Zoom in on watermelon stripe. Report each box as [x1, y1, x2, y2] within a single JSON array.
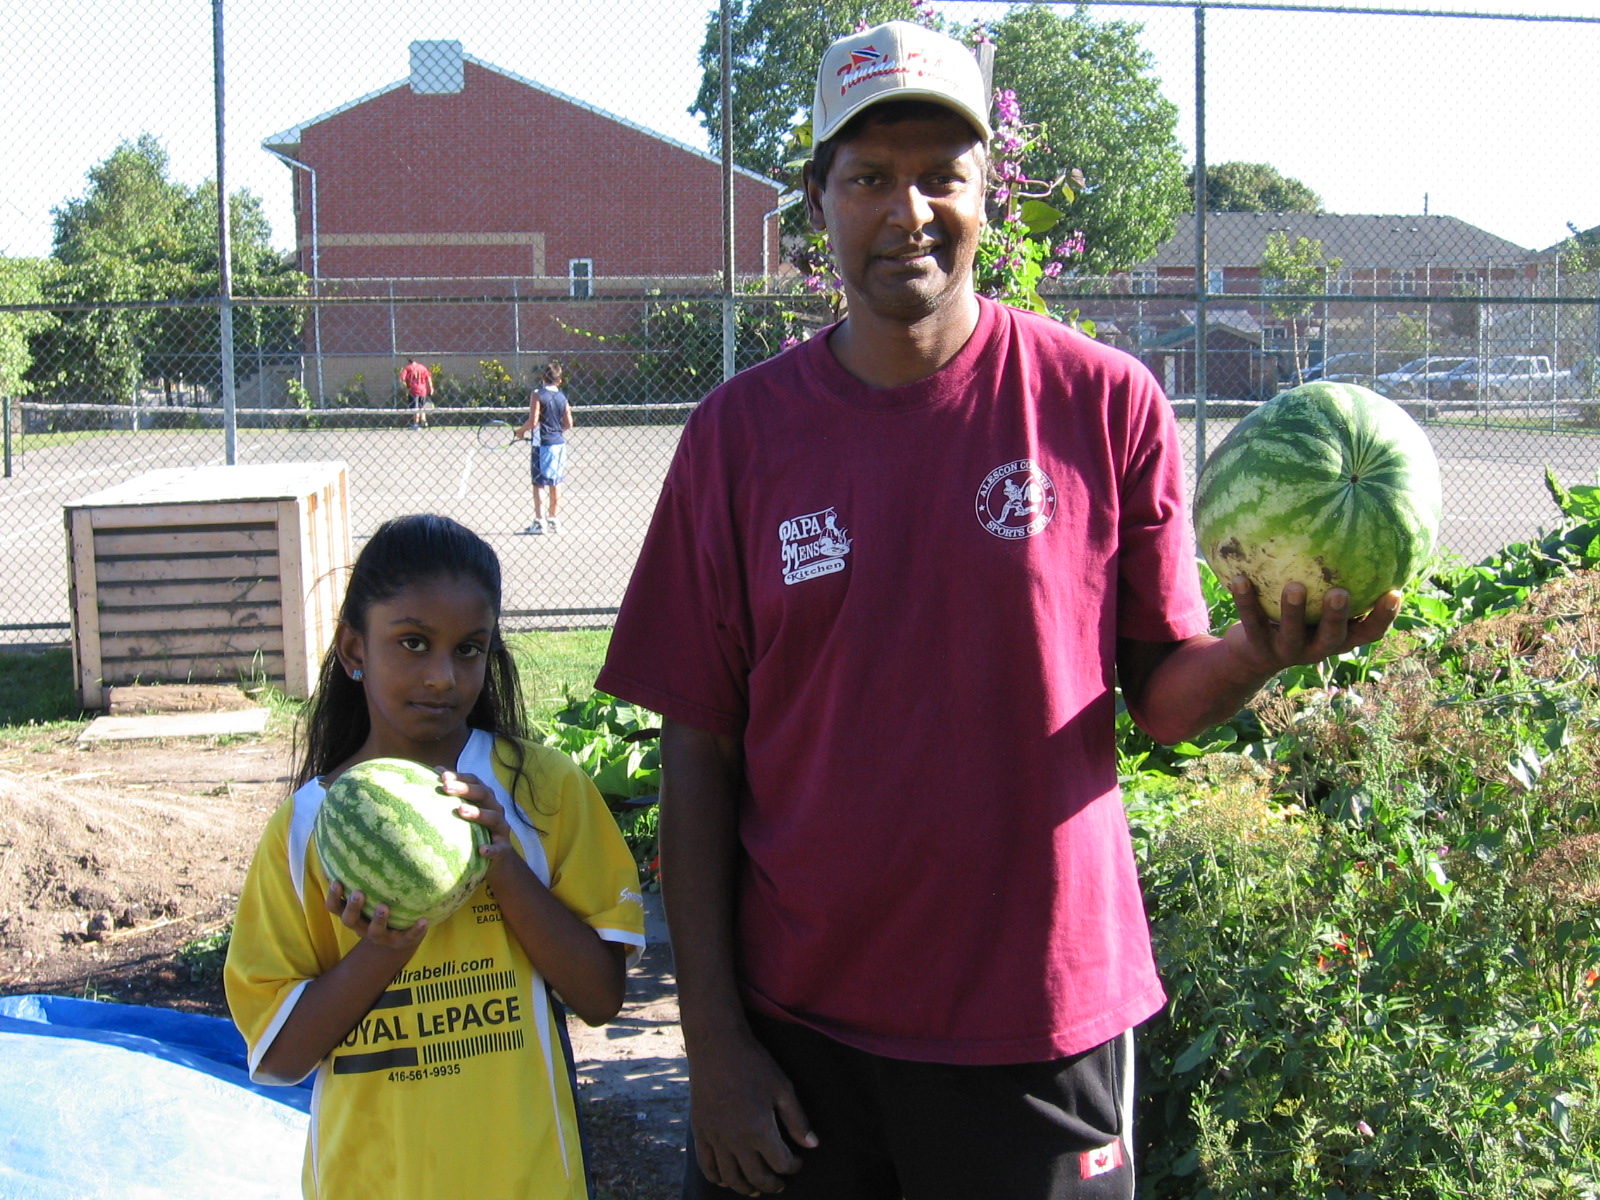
[[313, 758, 489, 929], [1193, 382, 1442, 621]]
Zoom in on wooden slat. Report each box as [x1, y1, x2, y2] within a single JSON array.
[[94, 555, 279, 584], [95, 578, 283, 607], [98, 605, 281, 634], [278, 496, 311, 696], [94, 527, 280, 557], [86, 501, 279, 529], [100, 654, 287, 686], [101, 629, 286, 659], [312, 475, 352, 655], [67, 508, 105, 709]]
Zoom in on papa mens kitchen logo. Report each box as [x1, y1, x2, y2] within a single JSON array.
[[779, 507, 852, 585], [975, 459, 1057, 539]]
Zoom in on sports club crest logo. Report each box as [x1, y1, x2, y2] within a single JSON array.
[[975, 459, 1057, 540], [779, 507, 853, 585]]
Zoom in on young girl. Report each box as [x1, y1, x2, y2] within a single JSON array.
[[225, 513, 644, 1200]]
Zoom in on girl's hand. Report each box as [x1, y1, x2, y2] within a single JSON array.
[[325, 881, 429, 950], [439, 770, 520, 870]]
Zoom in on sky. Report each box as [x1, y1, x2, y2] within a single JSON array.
[[1, 0, 1595, 263]]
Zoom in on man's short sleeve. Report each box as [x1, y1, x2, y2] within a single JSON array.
[[1115, 379, 1212, 643], [597, 420, 752, 736]]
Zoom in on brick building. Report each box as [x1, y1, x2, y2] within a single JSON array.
[[1076, 212, 1539, 400], [262, 40, 786, 401]]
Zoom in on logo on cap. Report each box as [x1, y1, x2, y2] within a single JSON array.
[[839, 46, 884, 73]]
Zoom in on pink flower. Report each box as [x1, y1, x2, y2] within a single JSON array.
[[781, 336, 800, 350], [1056, 231, 1087, 258], [1044, 262, 1063, 278]]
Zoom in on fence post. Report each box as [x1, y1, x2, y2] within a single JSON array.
[[3, 397, 11, 478], [719, 0, 736, 383], [213, 0, 238, 464], [1192, 1, 1209, 480]]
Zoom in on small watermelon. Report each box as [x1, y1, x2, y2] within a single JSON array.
[[1193, 381, 1443, 623], [314, 757, 490, 929]]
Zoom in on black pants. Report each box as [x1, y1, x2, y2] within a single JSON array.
[[682, 1012, 1135, 1200]]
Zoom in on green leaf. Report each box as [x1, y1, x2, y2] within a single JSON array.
[[1544, 465, 1574, 515], [1020, 198, 1064, 236], [1172, 1024, 1221, 1073], [1373, 916, 1431, 966], [1507, 744, 1544, 790]]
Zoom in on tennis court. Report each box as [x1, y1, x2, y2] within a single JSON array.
[[1, 402, 1594, 643]]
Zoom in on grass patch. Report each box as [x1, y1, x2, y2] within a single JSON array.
[[0, 646, 86, 730], [508, 628, 613, 725]]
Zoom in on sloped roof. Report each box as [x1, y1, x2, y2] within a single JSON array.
[[1146, 308, 1266, 348], [261, 51, 779, 191], [1137, 212, 1532, 271]]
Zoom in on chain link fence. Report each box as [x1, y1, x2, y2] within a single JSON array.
[[2, 2, 1597, 666]]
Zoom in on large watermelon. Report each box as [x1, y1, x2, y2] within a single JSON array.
[[313, 758, 490, 929], [1193, 381, 1442, 623]]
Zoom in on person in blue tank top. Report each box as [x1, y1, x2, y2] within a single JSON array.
[[516, 361, 574, 534]]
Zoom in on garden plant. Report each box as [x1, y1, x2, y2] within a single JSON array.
[[1127, 472, 1600, 1199]]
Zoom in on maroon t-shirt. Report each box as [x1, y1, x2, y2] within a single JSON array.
[[599, 298, 1211, 1064]]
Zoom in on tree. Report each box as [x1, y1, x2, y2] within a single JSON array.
[[693, 1, 1189, 273], [31, 134, 303, 404], [1261, 231, 1341, 384], [985, 4, 1187, 274], [0, 258, 56, 398], [693, 0, 917, 175], [1191, 161, 1322, 213]]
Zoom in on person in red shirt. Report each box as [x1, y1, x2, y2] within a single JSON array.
[[600, 20, 1402, 1200], [399, 357, 433, 430]]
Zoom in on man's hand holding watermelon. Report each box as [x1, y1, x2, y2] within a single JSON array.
[[1117, 577, 1402, 749]]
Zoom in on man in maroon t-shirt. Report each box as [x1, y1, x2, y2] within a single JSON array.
[[600, 21, 1401, 1200]]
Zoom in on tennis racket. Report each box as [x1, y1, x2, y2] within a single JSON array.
[[476, 419, 519, 449]]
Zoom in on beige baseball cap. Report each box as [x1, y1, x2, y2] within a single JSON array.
[[812, 21, 992, 145]]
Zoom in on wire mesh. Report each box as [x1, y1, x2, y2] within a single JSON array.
[[1, 2, 1597, 667]]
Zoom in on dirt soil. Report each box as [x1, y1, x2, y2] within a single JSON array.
[[0, 713, 686, 1200]]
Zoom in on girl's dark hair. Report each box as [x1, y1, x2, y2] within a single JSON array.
[[294, 514, 531, 794], [541, 361, 563, 385]]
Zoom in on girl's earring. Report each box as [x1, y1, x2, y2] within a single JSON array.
[[351, 668, 364, 682]]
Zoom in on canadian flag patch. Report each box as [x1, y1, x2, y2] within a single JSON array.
[[1079, 1139, 1124, 1179]]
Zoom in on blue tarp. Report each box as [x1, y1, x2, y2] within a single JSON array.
[[0, 994, 310, 1199]]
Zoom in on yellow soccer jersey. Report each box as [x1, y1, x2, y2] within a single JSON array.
[[225, 730, 646, 1200]]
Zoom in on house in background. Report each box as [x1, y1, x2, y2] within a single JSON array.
[[262, 40, 785, 400], [1080, 211, 1538, 399]]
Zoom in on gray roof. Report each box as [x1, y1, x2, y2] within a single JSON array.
[[1137, 212, 1533, 271]]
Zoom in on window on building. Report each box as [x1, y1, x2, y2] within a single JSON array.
[[1131, 270, 1157, 295], [1207, 268, 1226, 295], [569, 258, 594, 299], [1329, 269, 1355, 296], [1391, 269, 1417, 297]]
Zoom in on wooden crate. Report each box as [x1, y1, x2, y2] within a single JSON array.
[[64, 462, 351, 709]]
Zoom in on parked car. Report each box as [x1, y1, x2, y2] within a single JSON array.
[[1376, 356, 1474, 398], [1300, 351, 1412, 387], [1440, 355, 1574, 403]]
